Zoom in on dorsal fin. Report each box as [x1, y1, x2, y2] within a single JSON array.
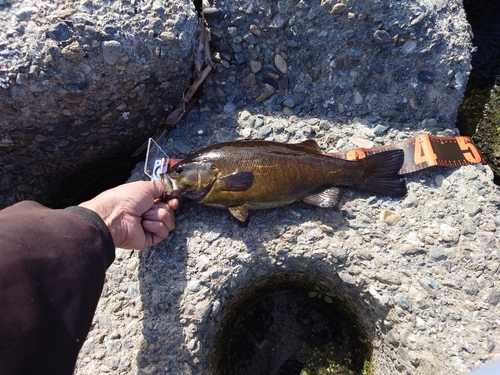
[[299, 139, 321, 151]]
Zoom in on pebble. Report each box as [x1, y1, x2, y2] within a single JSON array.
[[126, 283, 138, 298], [102, 41, 122, 65], [15, 7, 38, 21], [375, 272, 402, 285], [455, 72, 465, 90], [439, 223, 460, 243], [274, 55, 288, 74], [46, 22, 72, 42], [270, 14, 286, 29], [331, 3, 347, 14], [243, 33, 259, 45], [416, 317, 426, 330], [380, 210, 402, 225], [415, 294, 429, 309], [373, 30, 392, 43], [386, 330, 399, 347], [465, 279, 480, 296], [429, 248, 449, 261], [249, 24, 262, 37], [434, 174, 449, 188], [258, 125, 273, 138], [329, 248, 348, 262], [187, 279, 200, 292], [349, 137, 374, 148], [422, 278, 439, 290], [283, 98, 295, 107], [397, 294, 412, 312], [373, 124, 389, 135], [354, 91, 363, 105], [283, 106, 294, 116], [369, 285, 387, 307], [250, 60, 262, 73], [402, 40, 417, 54], [467, 202, 482, 216], [203, 7, 226, 21], [488, 289, 500, 306], [462, 219, 476, 234], [234, 52, 245, 64], [427, 118, 438, 127], [255, 84, 275, 102], [61, 41, 85, 61]]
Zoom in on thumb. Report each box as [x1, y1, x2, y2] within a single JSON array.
[[151, 180, 166, 199]]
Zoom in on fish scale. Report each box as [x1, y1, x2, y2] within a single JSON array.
[[165, 140, 406, 222]]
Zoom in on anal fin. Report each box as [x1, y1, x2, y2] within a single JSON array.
[[303, 187, 342, 208]]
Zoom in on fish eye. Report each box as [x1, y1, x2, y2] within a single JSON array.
[[175, 166, 183, 173]]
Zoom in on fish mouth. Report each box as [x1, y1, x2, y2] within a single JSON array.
[[161, 175, 181, 200]]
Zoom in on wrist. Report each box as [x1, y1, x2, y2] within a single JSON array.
[[65, 206, 116, 263], [78, 199, 122, 247]]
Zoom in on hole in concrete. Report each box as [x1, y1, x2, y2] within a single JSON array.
[[214, 278, 372, 375]]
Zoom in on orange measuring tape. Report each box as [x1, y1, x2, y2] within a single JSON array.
[[326, 134, 486, 175]]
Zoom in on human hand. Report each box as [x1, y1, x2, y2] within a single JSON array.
[[78, 181, 179, 250]]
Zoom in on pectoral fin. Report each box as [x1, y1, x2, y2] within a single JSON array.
[[303, 188, 342, 208], [228, 204, 248, 222], [218, 171, 254, 191]]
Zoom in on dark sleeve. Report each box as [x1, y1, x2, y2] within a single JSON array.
[[0, 201, 115, 375]]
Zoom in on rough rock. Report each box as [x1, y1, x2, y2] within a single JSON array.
[[72, 1, 500, 374], [0, 0, 198, 207]]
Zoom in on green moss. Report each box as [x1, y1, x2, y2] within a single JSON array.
[[212, 275, 373, 375], [361, 359, 374, 375], [457, 78, 494, 136], [299, 346, 364, 375], [457, 76, 500, 183], [473, 82, 500, 183], [296, 343, 374, 375]]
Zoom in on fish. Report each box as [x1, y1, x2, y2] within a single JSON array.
[[163, 140, 406, 222]]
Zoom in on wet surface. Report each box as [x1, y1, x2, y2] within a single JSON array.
[[463, 0, 500, 81], [458, 0, 500, 136], [62, 152, 145, 207], [227, 289, 370, 375], [458, 1, 500, 184]]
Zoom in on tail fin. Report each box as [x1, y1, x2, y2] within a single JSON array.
[[359, 149, 407, 196]]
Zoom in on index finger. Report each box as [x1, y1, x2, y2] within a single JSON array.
[[167, 198, 179, 210], [151, 180, 168, 200]]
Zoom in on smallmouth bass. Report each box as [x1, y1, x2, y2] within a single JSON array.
[[163, 140, 406, 222]]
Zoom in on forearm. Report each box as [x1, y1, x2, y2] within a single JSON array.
[[0, 201, 115, 374]]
